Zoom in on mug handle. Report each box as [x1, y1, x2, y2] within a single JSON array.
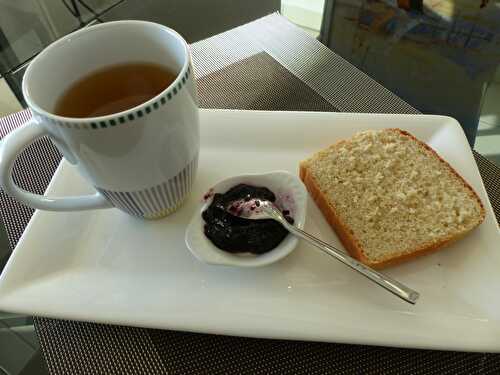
[[0, 119, 112, 211]]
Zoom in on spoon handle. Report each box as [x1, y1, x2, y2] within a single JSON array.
[[284, 224, 420, 304]]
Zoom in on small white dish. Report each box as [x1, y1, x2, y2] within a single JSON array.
[[185, 171, 308, 267]]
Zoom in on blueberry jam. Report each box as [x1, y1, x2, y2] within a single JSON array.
[[202, 184, 294, 254]]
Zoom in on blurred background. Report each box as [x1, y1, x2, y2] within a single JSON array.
[[0, 1, 498, 374]]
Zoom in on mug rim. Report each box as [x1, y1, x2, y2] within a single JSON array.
[[22, 20, 191, 124]]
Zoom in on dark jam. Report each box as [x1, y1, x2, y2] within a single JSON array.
[[202, 184, 294, 254]]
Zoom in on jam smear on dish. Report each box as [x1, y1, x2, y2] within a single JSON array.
[[202, 184, 294, 254]]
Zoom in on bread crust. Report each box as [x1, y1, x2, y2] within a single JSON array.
[[300, 162, 372, 265], [299, 129, 486, 269]]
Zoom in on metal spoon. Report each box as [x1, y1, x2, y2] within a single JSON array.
[[229, 198, 420, 305]]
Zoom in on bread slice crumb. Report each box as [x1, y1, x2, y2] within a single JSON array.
[[299, 129, 485, 269]]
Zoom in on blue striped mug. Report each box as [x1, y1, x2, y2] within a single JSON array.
[[0, 21, 199, 219]]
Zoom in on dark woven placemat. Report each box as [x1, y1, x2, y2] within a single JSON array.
[[473, 152, 500, 225], [35, 318, 168, 374], [1, 14, 500, 375], [1, 55, 499, 374], [197, 52, 338, 112]]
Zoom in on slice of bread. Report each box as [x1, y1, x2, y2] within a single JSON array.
[[299, 129, 485, 269]]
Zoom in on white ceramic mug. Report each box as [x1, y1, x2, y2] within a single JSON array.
[[0, 21, 199, 219]]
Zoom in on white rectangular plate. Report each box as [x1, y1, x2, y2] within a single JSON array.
[[1, 109, 499, 352]]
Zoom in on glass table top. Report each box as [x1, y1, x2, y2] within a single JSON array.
[[0, 0, 124, 76]]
